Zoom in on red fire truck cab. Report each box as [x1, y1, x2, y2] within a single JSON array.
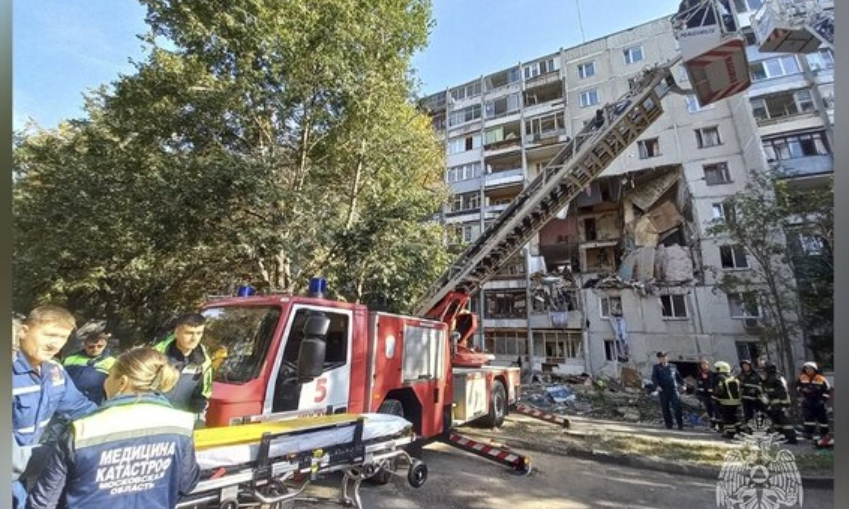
[[201, 285, 520, 442]]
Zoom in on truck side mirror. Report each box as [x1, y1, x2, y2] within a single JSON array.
[[297, 313, 330, 383]]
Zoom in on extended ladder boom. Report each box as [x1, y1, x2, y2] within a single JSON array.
[[413, 57, 683, 318]]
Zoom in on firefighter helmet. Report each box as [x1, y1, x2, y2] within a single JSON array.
[[764, 362, 778, 375], [714, 361, 731, 374], [739, 359, 752, 368], [802, 361, 818, 371]]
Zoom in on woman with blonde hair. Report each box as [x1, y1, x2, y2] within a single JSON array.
[[28, 347, 200, 509]]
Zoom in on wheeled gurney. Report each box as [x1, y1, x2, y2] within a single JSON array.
[[177, 413, 428, 509]]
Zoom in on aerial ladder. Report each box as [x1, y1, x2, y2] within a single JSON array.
[[412, 56, 697, 367], [750, 0, 834, 54]]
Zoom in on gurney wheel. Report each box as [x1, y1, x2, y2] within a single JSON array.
[[407, 459, 428, 488]]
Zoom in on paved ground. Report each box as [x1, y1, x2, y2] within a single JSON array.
[[300, 442, 834, 509]]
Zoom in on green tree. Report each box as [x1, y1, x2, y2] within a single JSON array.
[[13, 0, 449, 343], [706, 169, 833, 380]]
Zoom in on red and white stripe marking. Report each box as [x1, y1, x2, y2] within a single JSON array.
[[447, 433, 531, 472], [515, 404, 571, 428]]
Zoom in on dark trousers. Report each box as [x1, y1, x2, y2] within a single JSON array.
[[697, 395, 718, 428], [741, 398, 765, 429], [717, 403, 741, 437], [802, 402, 830, 437], [659, 390, 683, 429], [766, 405, 797, 444]]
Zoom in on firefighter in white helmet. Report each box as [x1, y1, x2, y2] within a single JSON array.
[[794, 361, 831, 443], [712, 361, 742, 438]]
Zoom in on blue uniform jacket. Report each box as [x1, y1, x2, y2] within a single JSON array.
[[27, 393, 200, 509], [13, 352, 98, 446], [63, 350, 116, 405], [652, 362, 685, 392]]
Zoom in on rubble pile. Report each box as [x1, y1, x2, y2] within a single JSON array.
[[518, 373, 703, 426]]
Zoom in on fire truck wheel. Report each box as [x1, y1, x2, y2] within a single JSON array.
[[481, 380, 507, 428], [370, 399, 405, 485], [407, 459, 428, 488]]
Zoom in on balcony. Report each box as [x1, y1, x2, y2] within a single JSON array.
[[485, 168, 524, 188], [774, 154, 833, 178]]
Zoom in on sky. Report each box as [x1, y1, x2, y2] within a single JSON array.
[[13, 0, 682, 130]]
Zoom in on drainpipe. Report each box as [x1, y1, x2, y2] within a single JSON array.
[[524, 247, 535, 371]]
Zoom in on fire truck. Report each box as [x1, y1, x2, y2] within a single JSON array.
[[198, 55, 692, 454]]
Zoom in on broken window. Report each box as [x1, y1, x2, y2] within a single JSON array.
[[525, 112, 566, 140], [604, 339, 617, 361], [599, 296, 622, 318], [796, 234, 825, 256], [450, 81, 482, 102], [448, 104, 482, 127], [684, 95, 710, 113], [711, 202, 737, 223], [484, 93, 521, 119], [728, 292, 760, 318], [523, 58, 559, 80], [762, 131, 830, 162], [485, 290, 526, 319], [577, 61, 595, 79], [750, 89, 817, 122], [446, 162, 482, 183], [695, 126, 722, 148], [534, 330, 582, 361], [485, 329, 527, 356], [583, 218, 598, 241], [450, 192, 480, 213], [720, 245, 749, 269], [637, 138, 661, 159], [704, 162, 731, 185], [735, 341, 760, 364], [660, 294, 688, 318]]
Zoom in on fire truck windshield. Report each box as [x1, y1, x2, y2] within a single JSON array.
[[202, 305, 281, 384]]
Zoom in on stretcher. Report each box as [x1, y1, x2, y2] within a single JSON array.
[[177, 413, 428, 509]]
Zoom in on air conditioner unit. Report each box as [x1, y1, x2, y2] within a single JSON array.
[[742, 317, 761, 329]]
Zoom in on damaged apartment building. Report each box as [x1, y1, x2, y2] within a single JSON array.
[[421, 6, 831, 380]]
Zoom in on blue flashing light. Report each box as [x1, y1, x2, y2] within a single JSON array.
[[237, 285, 256, 297], [308, 277, 328, 297]]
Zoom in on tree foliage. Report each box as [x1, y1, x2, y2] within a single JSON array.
[[705, 169, 833, 378], [13, 0, 449, 344]]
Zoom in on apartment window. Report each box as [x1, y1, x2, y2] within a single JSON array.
[[623, 45, 644, 65], [485, 290, 526, 319], [741, 27, 758, 46], [762, 132, 830, 162], [749, 56, 801, 82], [450, 82, 482, 102], [446, 162, 482, 183], [735, 341, 761, 365], [448, 134, 482, 155], [728, 292, 760, 318], [684, 94, 712, 113], [704, 162, 731, 185], [603, 339, 618, 361], [797, 234, 825, 256], [720, 245, 749, 269], [599, 296, 622, 318], [448, 104, 482, 127], [695, 126, 722, 148], [534, 330, 582, 361], [451, 192, 480, 213], [579, 89, 600, 108], [660, 295, 688, 319], [524, 58, 559, 79], [711, 202, 737, 223], [484, 93, 521, 119], [577, 61, 595, 79], [806, 48, 835, 71], [638, 138, 661, 159], [525, 112, 566, 140], [733, 0, 763, 13], [750, 89, 817, 121], [431, 115, 446, 131], [485, 330, 527, 356]]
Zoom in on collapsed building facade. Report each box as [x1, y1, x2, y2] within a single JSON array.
[[420, 6, 834, 380]]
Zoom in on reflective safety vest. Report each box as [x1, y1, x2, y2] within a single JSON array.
[[795, 372, 831, 406], [26, 394, 200, 509], [64, 350, 117, 405], [153, 337, 213, 414], [762, 375, 791, 406], [713, 375, 741, 406], [12, 352, 97, 446]]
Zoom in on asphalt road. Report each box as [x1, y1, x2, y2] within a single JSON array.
[[300, 442, 834, 509]]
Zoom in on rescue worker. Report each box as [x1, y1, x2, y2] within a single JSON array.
[[761, 362, 797, 444], [63, 330, 116, 405], [651, 351, 685, 430], [738, 359, 764, 432], [712, 361, 742, 439], [794, 361, 831, 442], [694, 359, 719, 431], [12, 306, 98, 509], [27, 347, 200, 509], [153, 312, 213, 420]]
